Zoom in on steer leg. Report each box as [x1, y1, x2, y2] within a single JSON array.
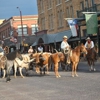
[[2, 69, 6, 78], [54, 63, 61, 78], [19, 67, 25, 78], [43, 67, 46, 75], [45, 64, 49, 74], [1, 68, 3, 77], [14, 61, 18, 78]]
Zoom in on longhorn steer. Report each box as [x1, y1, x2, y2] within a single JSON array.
[[14, 54, 35, 78], [31, 52, 52, 75]]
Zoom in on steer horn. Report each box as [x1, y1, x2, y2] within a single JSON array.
[[34, 49, 37, 53], [54, 49, 58, 53]]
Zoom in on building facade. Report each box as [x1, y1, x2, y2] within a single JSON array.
[[0, 15, 38, 49], [37, 0, 100, 34], [36, 0, 100, 51]]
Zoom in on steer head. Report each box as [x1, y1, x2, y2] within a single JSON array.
[[39, 53, 46, 62]]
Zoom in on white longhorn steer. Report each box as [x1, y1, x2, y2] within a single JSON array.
[[14, 54, 35, 78]]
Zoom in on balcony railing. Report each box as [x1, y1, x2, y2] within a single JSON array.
[[77, 4, 100, 18]]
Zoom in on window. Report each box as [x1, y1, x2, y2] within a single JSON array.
[[56, 0, 62, 5], [58, 10, 63, 27], [17, 25, 27, 36], [66, 7, 70, 18], [49, 14, 54, 30], [91, 0, 94, 6], [80, 1, 84, 10], [41, 18, 45, 30], [48, 0, 52, 9], [70, 6, 73, 18], [31, 25, 38, 35], [40, 0, 44, 12], [65, 0, 69, 2], [82, 29, 87, 37], [85, 0, 88, 8]]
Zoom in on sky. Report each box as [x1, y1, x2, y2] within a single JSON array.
[[0, 0, 38, 19]]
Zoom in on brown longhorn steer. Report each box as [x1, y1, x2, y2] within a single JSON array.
[[31, 52, 52, 75]]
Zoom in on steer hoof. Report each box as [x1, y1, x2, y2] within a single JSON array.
[[75, 74, 78, 77], [56, 75, 61, 78], [72, 75, 74, 77], [94, 68, 96, 71], [21, 76, 25, 78]]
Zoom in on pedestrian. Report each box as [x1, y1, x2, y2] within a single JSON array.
[[38, 45, 43, 53], [28, 46, 33, 54]]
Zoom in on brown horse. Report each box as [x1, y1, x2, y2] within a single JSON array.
[[86, 48, 97, 71], [70, 44, 87, 77], [51, 43, 87, 78]]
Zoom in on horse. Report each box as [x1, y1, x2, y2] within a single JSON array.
[[70, 43, 87, 77], [51, 43, 87, 78], [86, 48, 97, 71]]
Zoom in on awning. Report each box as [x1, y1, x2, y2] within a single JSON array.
[[32, 34, 48, 46], [53, 30, 72, 43], [47, 30, 72, 43], [32, 30, 72, 46]]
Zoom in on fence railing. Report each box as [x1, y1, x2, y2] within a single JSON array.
[[77, 4, 100, 18]]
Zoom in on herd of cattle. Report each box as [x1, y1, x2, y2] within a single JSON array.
[[0, 49, 67, 81], [0, 44, 98, 82]]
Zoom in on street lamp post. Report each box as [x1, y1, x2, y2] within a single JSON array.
[[17, 7, 24, 44]]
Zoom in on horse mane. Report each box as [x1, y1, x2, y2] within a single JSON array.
[[73, 45, 80, 52], [6, 50, 21, 60]]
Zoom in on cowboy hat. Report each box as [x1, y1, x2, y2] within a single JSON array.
[[86, 37, 91, 40], [63, 36, 68, 39]]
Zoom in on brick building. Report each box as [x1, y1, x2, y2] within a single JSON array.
[[34, 0, 100, 52], [0, 15, 38, 52]]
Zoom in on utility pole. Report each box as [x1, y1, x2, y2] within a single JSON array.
[[17, 7, 24, 44]]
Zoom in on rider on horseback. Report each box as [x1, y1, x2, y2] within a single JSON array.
[[61, 36, 71, 64], [85, 37, 98, 60]]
